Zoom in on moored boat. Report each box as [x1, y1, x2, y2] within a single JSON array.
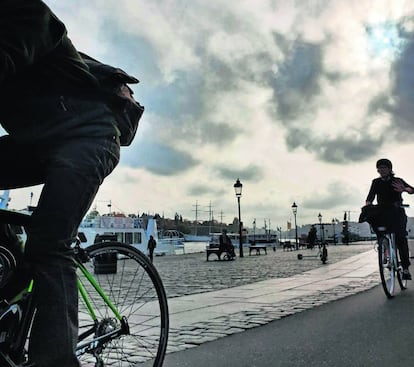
[[78, 214, 180, 255]]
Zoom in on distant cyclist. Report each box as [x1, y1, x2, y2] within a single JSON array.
[[365, 159, 414, 280]]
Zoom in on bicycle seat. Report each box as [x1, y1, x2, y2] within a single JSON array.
[[0, 209, 31, 227]]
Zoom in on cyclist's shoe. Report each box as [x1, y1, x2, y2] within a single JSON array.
[[402, 269, 412, 280]]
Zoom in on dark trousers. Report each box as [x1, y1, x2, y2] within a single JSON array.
[[148, 248, 154, 262], [0, 130, 119, 365], [376, 207, 411, 269], [394, 209, 410, 269]]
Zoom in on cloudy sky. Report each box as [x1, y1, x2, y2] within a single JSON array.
[[4, 0, 414, 229]]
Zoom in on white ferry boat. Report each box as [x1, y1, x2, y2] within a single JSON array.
[[77, 214, 182, 256]]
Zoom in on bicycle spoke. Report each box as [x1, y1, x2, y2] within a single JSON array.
[[77, 242, 168, 367]]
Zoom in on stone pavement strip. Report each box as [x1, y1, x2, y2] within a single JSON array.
[[165, 248, 380, 354]]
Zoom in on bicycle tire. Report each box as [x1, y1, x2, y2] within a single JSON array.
[[396, 250, 408, 291], [77, 242, 169, 367], [378, 236, 396, 298], [397, 269, 408, 290]]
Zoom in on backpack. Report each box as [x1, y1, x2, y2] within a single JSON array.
[[80, 52, 144, 146]]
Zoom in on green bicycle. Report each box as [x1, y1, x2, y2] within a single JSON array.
[[0, 209, 169, 367]]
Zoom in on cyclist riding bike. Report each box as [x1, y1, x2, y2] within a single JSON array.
[[365, 159, 414, 280], [0, 1, 122, 366]]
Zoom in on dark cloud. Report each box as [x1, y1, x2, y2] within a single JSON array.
[[200, 122, 239, 144], [187, 185, 211, 196], [179, 120, 240, 146], [386, 31, 414, 139], [78, 4, 414, 170], [367, 92, 389, 115], [216, 165, 264, 182], [285, 129, 382, 163], [361, 18, 414, 152], [203, 58, 238, 91], [95, 20, 161, 86], [121, 141, 199, 175], [187, 184, 227, 197], [265, 32, 411, 164], [269, 37, 323, 121]]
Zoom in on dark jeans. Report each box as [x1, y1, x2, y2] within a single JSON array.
[[394, 209, 410, 269], [375, 207, 410, 269], [0, 128, 119, 364], [148, 248, 154, 262]]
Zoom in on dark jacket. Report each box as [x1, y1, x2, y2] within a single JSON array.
[[366, 175, 413, 206], [148, 237, 157, 250], [0, 0, 117, 143]]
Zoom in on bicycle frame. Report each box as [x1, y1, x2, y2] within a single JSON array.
[[0, 208, 169, 367], [0, 248, 129, 366], [0, 281, 35, 367], [75, 259, 129, 357]]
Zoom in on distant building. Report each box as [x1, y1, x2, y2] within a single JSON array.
[[246, 216, 414, 243]]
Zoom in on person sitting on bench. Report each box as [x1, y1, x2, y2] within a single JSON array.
[[219, 229, 236, 258]]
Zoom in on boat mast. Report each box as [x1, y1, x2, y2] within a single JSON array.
[[192, 200, 200, 236], [207, 201, 213, 235]]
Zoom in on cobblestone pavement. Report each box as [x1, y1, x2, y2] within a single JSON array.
[[143, 243, 388, 359], [153, 243, 376, 298]]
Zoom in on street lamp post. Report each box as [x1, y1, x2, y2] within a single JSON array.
[[318, 213, 323, 242], [253, 219, 256, 245], [292, 202, 298, 250], [332, 218, 337, 245], [234, 178, 243, 258]]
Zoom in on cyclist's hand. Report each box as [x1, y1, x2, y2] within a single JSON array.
[[392, 178, 406, 193]]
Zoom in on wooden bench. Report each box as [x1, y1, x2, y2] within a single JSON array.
[[248, 245, 267, 256], [206, 248, 234, 261]]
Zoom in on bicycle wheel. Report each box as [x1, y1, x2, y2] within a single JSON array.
[[378, 236, 396, 298], [77, 242, 169, 367], [396, 250, 408, 291]]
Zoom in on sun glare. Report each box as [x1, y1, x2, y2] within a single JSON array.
[[365, 21, 406, 60]]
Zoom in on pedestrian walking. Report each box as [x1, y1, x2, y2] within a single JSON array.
[[148, 235, 157, 262], [307, 225, 317, 249]]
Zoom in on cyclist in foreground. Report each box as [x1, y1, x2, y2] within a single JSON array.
[[365, 159, 414, 280], [0, 1, 122, 366]]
